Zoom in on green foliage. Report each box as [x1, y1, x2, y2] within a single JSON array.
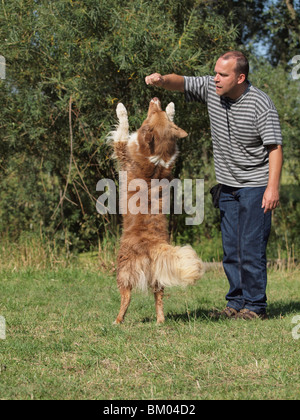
[[0, 0, 299, 260], [264, 0, 300, 66], [0, 0, 238, 251], [250, 58, 300, 259]]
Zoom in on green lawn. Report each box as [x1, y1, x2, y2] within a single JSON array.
[[0, 266, 299, 400]]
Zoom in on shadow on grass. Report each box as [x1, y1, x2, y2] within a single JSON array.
[[141, 308, 217, 324], [141, 301, 300, 323], [267, 301, 300, 318]]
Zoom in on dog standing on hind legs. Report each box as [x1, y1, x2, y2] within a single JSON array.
[[109, 98, 204, 324]]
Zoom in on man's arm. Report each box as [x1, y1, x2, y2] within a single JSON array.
[[262, 145, 283, 213], [145, 73, 184, 92]]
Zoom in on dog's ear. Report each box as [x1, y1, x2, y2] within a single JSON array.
[[165, 102, 175, 122], [171, 123, 188, 139]]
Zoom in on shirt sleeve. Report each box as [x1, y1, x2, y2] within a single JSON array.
[[256, 108, 283, 146], [184, 76, 210, 104]]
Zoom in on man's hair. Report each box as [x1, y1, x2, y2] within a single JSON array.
[[220, 51, 249, 80]]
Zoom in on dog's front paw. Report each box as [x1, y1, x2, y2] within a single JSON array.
[[116, 103, 128, 123], [166, 102, 175, 122]]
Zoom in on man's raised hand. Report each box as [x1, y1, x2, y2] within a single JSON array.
[[145, 73, 164, 87]]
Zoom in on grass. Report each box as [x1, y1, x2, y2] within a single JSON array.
[[0, 264, 299, 400]]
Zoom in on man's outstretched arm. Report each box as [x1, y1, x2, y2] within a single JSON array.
[[145, 73, 184, 92]]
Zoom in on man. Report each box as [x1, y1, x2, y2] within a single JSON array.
[[145, 51, 283, 320]]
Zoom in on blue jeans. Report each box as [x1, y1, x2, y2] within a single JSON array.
[[219, 185, 272, 314]]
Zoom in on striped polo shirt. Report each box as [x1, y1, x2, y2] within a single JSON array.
[[184, 76, 283, 187]]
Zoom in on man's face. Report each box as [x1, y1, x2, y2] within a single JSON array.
[[214, 58, 241, 98]]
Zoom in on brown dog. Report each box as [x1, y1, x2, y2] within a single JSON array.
[[110, 98, 204, 324]]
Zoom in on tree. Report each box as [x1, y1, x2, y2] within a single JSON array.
[[1, 0, 298, 260], [0, 0, 238, 249], [265, 0, 300, 65]]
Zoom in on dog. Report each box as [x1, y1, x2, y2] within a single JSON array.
[[109, 98, 204, 324]]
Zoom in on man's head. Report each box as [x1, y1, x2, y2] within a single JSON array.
[[214, 51, 249, 99]]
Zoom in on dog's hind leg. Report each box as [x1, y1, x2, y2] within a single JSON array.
[[154, 287, 165, 324], [114, 286, 132, 324]]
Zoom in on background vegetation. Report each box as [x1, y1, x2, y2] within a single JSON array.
[[0, 0, 299, 402], [0, 0, 299, 262]]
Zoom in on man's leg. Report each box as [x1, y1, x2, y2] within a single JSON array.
[[238, 187, 272, 315], [219, 186, 245, 312]]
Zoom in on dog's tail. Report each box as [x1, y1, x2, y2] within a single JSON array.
[[150, 244, 204, 288]]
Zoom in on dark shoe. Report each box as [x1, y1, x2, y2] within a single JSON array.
[[235, 308, 268, 320], [209, 306, 238, 320]]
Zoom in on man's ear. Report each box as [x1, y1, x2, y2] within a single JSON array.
[[171, 123, 188, 139], [238, 73, 246, 84]]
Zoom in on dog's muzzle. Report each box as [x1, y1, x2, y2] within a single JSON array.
[[149, 97, 162, 113]]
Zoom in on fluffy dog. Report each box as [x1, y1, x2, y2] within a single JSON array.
[[109, 98, 204, 324]]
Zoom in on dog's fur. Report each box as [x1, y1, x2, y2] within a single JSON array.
[[109, 98, 204, 324]]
